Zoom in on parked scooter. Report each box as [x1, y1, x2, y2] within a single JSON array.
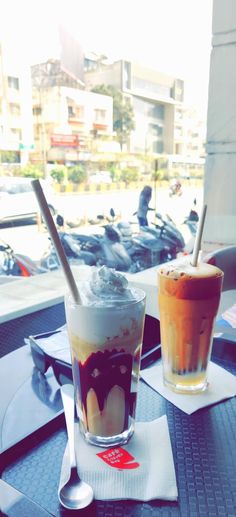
[[43, 215, 132, 272], [116, 222, 166, 271], [183, 198, 199, 236], [0, 239, 46, 276], [98, 224, 132, 271], [149, 212, 186, 252], [182, 199, 199, 254], [87, 207, 118, 226], [40, 232, 97, 271], [117, 212, 185, 271], [72, 224, 132, 271]]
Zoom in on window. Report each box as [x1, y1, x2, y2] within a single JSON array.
[[33, 106, 42, 115], [133, 77, 171, 99], [10, 128, 22, 140], [123, 61, 131, 89], [153, 140, 164, 153], [9, 103, 21, 116], [68, 105, 84, 119], [68, 105, 75, 117], [0, 2, 228, 292], [149, 104, 164, 120], [7, 76, 19, 90], [149, 123, 163, 137], [94, 109, 106, 121]]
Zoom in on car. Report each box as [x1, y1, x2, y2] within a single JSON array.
[[0, 176, 58, 223], [89, 171, 112, 184]]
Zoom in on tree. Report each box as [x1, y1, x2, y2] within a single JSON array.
[[21, 163, 44, 179], [50, 165, 67, 184], [68, 165, 87, 184], [91, 85, 135, 150], [120, 167, 139, 185], [0, 151, 20, 164]]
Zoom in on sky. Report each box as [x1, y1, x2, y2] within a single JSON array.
[[1, 0, 213, 115]]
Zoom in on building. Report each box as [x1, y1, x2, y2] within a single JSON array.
[[31, 60, 114, 166], [84, 58, 183, 153], [0, 42, 34, 165], [0, 37, 206, 173], [84, 57, 206, 170]]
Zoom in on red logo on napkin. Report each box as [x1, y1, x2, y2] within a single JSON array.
[[97, 447, 140, 469]]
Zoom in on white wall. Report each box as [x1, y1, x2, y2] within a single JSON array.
[[203, 0, 236, 249]]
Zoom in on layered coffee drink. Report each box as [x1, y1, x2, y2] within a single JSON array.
[[158, 262, 223, 393], [65, 266, 146, 446]]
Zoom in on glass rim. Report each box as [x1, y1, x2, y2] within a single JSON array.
[[64, 286, 146, 310], [157, 263, 224, 278]]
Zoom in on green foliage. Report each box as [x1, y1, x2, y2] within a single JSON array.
[[107, 164, 121, 181], [67, 165, 87, 184], [120, 167, 139, 184], [50, 165, 67, 184], [20, 163, 44, 179], [91, 84, 135, 149], [152, 168, 170, 181], [0, 151, 19, 163]]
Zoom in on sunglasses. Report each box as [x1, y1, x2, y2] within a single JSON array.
[[29, 329, 161, 386], [29, 332, 73, 386]]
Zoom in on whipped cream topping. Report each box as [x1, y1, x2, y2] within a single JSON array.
[[79, 266, 138, 307], [65, 266, 146, 354]]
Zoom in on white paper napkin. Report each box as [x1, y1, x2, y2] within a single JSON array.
[[141, 360, 236, 415], [59, 414, 178, 502], [221, 304, 236, 328]]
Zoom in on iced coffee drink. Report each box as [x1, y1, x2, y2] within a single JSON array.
[[158, 262, 223, 393], [65, 266, 146, 447]]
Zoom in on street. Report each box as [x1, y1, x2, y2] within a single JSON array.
[[0, 184, 203, 264]]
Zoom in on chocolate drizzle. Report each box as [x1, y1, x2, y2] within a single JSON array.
[[72, 348, 137, 431]]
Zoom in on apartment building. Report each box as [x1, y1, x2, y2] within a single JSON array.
[[0, 39, 205, 170], [84, 57, 205, 166], [0, 42, 34, 165], [31, 60, 114, 165], [84, 58, 182, 153]]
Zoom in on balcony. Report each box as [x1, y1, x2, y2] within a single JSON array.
[[68, 113, 84, 124], [93, 122, 108, 131]]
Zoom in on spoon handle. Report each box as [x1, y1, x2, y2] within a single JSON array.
[[61, 384, 77, 468]]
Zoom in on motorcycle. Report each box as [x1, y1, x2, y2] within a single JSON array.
[[0, 239, 46, 276], [42, 216, 132, 272], [40, 232, 97, 271], [169, 179, 182, 197], [150, 212, 186, 252], [98, 224, 132, 271], [116, 221, 168, 271], [117, 212, 186, 271], [182, 201, 199, 254], [183, 199, 199, 237], [49, 210, 186, 273], [71, 224, 132, 272]]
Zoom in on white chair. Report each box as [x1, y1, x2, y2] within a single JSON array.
[[203, 245, 236, 292]]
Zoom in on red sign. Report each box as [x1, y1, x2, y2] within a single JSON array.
[[51, 134, 78, 147]]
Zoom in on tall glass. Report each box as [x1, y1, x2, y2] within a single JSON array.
[[65, 288, 146, 447], [158, 262, 223, 394]]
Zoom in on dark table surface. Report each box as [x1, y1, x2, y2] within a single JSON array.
[[0, 303, 236, 517]]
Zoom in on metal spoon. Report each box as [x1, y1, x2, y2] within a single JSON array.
[[58, 384, 94, 510]]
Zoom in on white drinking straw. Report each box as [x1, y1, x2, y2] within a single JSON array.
[[31, 179, 81, 303], [191, 204, 207, 267]]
